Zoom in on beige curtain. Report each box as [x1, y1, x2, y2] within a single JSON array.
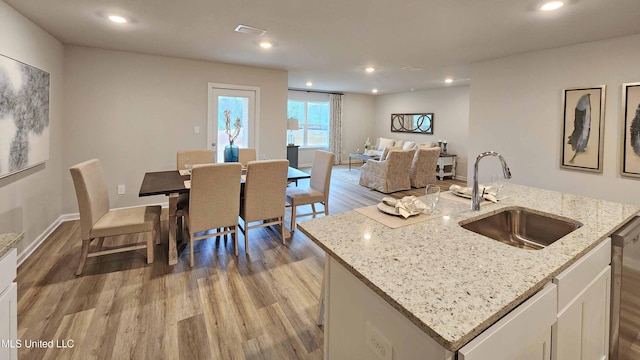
[[329, 93, 343, 164]]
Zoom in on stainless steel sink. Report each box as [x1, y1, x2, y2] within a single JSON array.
[[460, 207, 583, 250]]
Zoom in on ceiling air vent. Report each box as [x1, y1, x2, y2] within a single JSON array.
[[234, 25, 267, 37]]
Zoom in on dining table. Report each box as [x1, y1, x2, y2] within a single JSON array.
[[139, 166, 311, 265]]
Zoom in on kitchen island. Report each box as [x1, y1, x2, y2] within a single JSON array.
[[298, 184, 640, 359]]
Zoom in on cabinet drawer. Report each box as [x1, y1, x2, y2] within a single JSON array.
[[0, 248, 17, 292], [553, 238, 610, 312]]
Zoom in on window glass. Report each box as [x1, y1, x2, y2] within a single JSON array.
[[287, 100, 330, 147]]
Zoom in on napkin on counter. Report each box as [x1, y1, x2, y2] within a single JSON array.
[[449, 184, 500, 203], [381, 196, 428, 218]]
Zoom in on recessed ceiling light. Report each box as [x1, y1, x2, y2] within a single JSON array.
[[445, 78, 454, 84], [365, 67, 375, 73], [259, 41, 272, 49], [540, 1, 563, 11], [402, 66, 423, 71], [372, 88, 378, 94], [306, 81, 313, 87], [108, 15, 127, 24]]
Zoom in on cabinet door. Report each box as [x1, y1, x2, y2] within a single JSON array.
[[458, 283, 557, 360], [0, 282, 18, 360], [552, 265, 610, 360]]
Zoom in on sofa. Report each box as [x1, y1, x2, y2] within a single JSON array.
[[367, 137, 437, 157]]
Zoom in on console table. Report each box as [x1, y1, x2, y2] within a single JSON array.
[[348, 153, 379, 170], [437, 153, 457, 180]]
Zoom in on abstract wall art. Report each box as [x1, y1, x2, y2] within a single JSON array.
[[621, 82, 640, 178], [0, 54, 50, 179], [560, 85, 606, 173]]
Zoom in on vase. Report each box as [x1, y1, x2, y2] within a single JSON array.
[[224, 143, 239, 162], [442, 143, 448, 155]]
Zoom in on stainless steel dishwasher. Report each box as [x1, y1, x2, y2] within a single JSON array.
[[610, 216, 640, 360]]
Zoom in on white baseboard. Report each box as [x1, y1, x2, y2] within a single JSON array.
[[17, 215, 65, 267], [17, 201, 168, 267]]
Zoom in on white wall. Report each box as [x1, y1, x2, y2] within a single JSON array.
[[62, 46, 288, 212], [373, 87, 470, 179], [0, 1, 64, 254], [469, 33, 640, 205]]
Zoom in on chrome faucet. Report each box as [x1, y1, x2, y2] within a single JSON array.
[[471, 151, 512, 211]]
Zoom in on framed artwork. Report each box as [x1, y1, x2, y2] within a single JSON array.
[[0, 54, 50, 179], [621, 82, 640, 178], [560, 85, 606, 173]]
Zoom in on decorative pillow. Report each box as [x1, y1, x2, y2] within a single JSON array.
[[381, 146, 402, 160], [394, 139, 405, 147], [377, 137, 395, 151], [402, 141, 416, 150]]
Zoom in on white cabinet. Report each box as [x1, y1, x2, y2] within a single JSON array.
[[552, 238, 611, 360], [0, 249, 17, 360], [458, 283, 557, 360]]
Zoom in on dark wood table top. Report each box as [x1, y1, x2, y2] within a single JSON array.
[[139, 166, 311, 197]]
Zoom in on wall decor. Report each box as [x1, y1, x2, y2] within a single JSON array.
[[391, 113, 433, 134], [560, 86, 605, 173], [0, 54, 50, 179], [621, 82, 640, 178]]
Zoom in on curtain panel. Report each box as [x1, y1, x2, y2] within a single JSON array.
[[329, 94, 343, 164]]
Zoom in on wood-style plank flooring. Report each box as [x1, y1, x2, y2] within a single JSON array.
[[16, 165, 464, 359]]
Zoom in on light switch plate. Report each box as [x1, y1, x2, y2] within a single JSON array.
[[117, 184, 125, 195], [194, 126, 200, 134]]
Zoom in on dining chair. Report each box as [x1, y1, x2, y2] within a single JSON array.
[[238, 148, 257, 168], [239, 159, 289, 252], [175, 150, 215, 241], [183, 163, 242, 265], [286, 150, 335, 232], [70, 159, 161, 275]]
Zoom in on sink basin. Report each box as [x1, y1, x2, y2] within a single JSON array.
[[460, 207, 583, 250]]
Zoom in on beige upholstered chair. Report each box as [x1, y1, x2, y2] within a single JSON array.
[[70, 159, 161, 275], [410, 147, 441, 188], [359, 149, 415, 193], [286, 151, 335, 232], [240, 160, 290, 252], [176, 150, 215, 240], [183, 163, 242, 265], [238, 148, 257, 168]]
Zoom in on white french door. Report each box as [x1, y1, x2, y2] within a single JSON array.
[[208, 84, 260, 163]]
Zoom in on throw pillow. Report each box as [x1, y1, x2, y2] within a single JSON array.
[[377, 137, 395, 151], [394, 139, 405, 147], [402, 141, 416, 150]]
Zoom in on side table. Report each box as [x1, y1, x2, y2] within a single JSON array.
[[437, 154, 457, 180]]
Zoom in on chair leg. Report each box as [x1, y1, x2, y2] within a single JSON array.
[[146, 231, 154, 264], [76, 239, 91, 276], [177, 216, 183, 243], [324, 199, 329, 216], [233, 225, 238, 257], [290, 205, 297, 233], [189, 234, 194, 267], [280, 216, 286, 245], [311, 203, 317, 218], [244, 224, 249, 255], [96, 237, 105, 251]]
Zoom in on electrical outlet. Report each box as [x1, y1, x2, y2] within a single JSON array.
[[365, 321, 392, 360], [117, 184, 125, 195]]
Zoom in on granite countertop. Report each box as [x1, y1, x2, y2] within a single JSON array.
[[298, 183, 640, 352], [0, 232, 22, 258]]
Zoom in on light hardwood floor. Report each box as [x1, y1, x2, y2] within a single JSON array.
[[16, 165, 464, 360]]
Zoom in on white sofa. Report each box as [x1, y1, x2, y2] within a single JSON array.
[[367, 137, 437, 158]]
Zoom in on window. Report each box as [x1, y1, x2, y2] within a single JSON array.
[[287, 100, 330, 147]]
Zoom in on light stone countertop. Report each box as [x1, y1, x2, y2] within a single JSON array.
[[0, 232, 22, 259], [297, 183, 640, 352]]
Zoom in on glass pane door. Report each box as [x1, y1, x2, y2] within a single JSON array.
[[209, 87, 256, 163]]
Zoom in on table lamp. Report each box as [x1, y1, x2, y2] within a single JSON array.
[[287, 118, 299, 145]]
